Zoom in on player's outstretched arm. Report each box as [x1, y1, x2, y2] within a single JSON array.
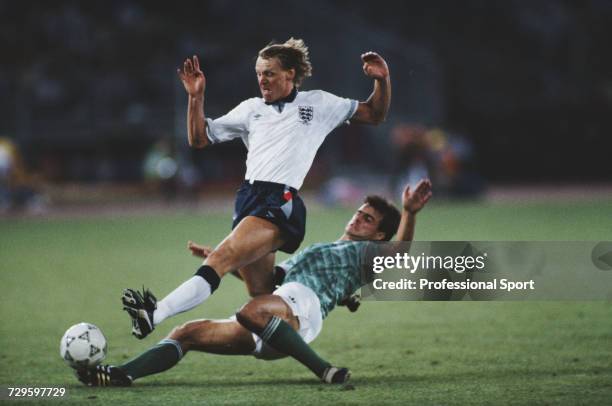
[[352, 52, 391, 125], [396, 179, 432, 242], [177, 55, 209, 149]]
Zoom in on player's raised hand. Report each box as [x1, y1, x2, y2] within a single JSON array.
[[402, 179, 432, 214], [177, 55, 206, 97], [187, 240, 213, 259], [361, 52, 389, 80]]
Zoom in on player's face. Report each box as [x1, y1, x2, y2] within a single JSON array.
[[255, 56, 295, 102], [344, 204, 386, 241]]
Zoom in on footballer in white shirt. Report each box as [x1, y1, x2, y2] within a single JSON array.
[[122, 38, 392, 339]]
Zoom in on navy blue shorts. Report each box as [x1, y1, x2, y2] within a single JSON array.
[[232, 180, 306, 254]]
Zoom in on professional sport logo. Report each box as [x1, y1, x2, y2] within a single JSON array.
[[298, 105, 314, 124]]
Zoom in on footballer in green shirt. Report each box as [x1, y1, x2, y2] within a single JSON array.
[[77, 180, 432, 387]]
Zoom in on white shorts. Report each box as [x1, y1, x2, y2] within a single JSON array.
[[250, 282, 323, 360]]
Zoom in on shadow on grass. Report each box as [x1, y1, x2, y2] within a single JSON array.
[[67, 365, 609, 390]]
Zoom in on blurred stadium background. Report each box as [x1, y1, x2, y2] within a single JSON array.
[[1, 1, 611, 404], [1, 0, 611, 214]]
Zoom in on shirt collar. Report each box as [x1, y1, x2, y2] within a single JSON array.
[[265, 86, 298, 107]]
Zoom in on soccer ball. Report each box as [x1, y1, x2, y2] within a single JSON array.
[[60, 323, 107, 369]]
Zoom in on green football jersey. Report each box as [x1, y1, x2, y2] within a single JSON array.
[[280, 240, 370, 318]]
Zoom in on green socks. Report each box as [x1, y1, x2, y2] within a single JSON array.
[[118, 319, 331, 381], [261, 316, 331, 378], [119, 339, 183, 380]]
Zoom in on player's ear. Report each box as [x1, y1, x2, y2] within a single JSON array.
[[285, 68, 296, 82], [374, 231, 386, 241]]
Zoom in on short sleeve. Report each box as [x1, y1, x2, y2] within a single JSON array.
[[319, 91, 358, 129], [206, 99, 252, 144]]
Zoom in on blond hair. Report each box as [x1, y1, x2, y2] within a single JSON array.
[[258, 38, 313, 87]]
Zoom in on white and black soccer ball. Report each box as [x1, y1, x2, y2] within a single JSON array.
[[60, 323, 107, 369]]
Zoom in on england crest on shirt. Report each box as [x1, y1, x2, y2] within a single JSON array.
[[298, 105, 314, 124]]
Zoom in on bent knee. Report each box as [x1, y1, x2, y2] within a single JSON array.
[[235, 299, 273, 333], [168, 322, 193, 342], [235, 296, 294, 333], [168, 321, 208, 350]]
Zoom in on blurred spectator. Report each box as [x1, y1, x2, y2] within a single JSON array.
[[390, 124, 485, 199], [390, 123, 433, 197], [143, 138, 178, 200], [0, 137, 47, 214], [426, 128, 485, 198]]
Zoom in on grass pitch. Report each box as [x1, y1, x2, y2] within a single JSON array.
[[1, 198, 611, 404]]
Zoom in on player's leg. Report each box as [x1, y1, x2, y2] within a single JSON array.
[[123, 182, 304, 338], [195, 180, 305, 298], [188, 241, 277, 292], [169, 318, 256, 355], [77, 319, 256, 386], [205, 215, 284, 276], [118, 319, 257, 382], [153, 216, 283, 321], [124, 216, 284, 338], [238, 252, 276, 297], [236, 292, 349, 384]]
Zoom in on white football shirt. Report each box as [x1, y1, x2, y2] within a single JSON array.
[[206, 90, 358, 190]]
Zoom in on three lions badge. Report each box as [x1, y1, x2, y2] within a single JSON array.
[[298, 105, 314, 124]]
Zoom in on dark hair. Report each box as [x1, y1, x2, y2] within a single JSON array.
[[364, 195, 401, 241], [258, 38, 312, 87]]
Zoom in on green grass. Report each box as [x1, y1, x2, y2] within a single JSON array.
[[1, 199, 611, 404]]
